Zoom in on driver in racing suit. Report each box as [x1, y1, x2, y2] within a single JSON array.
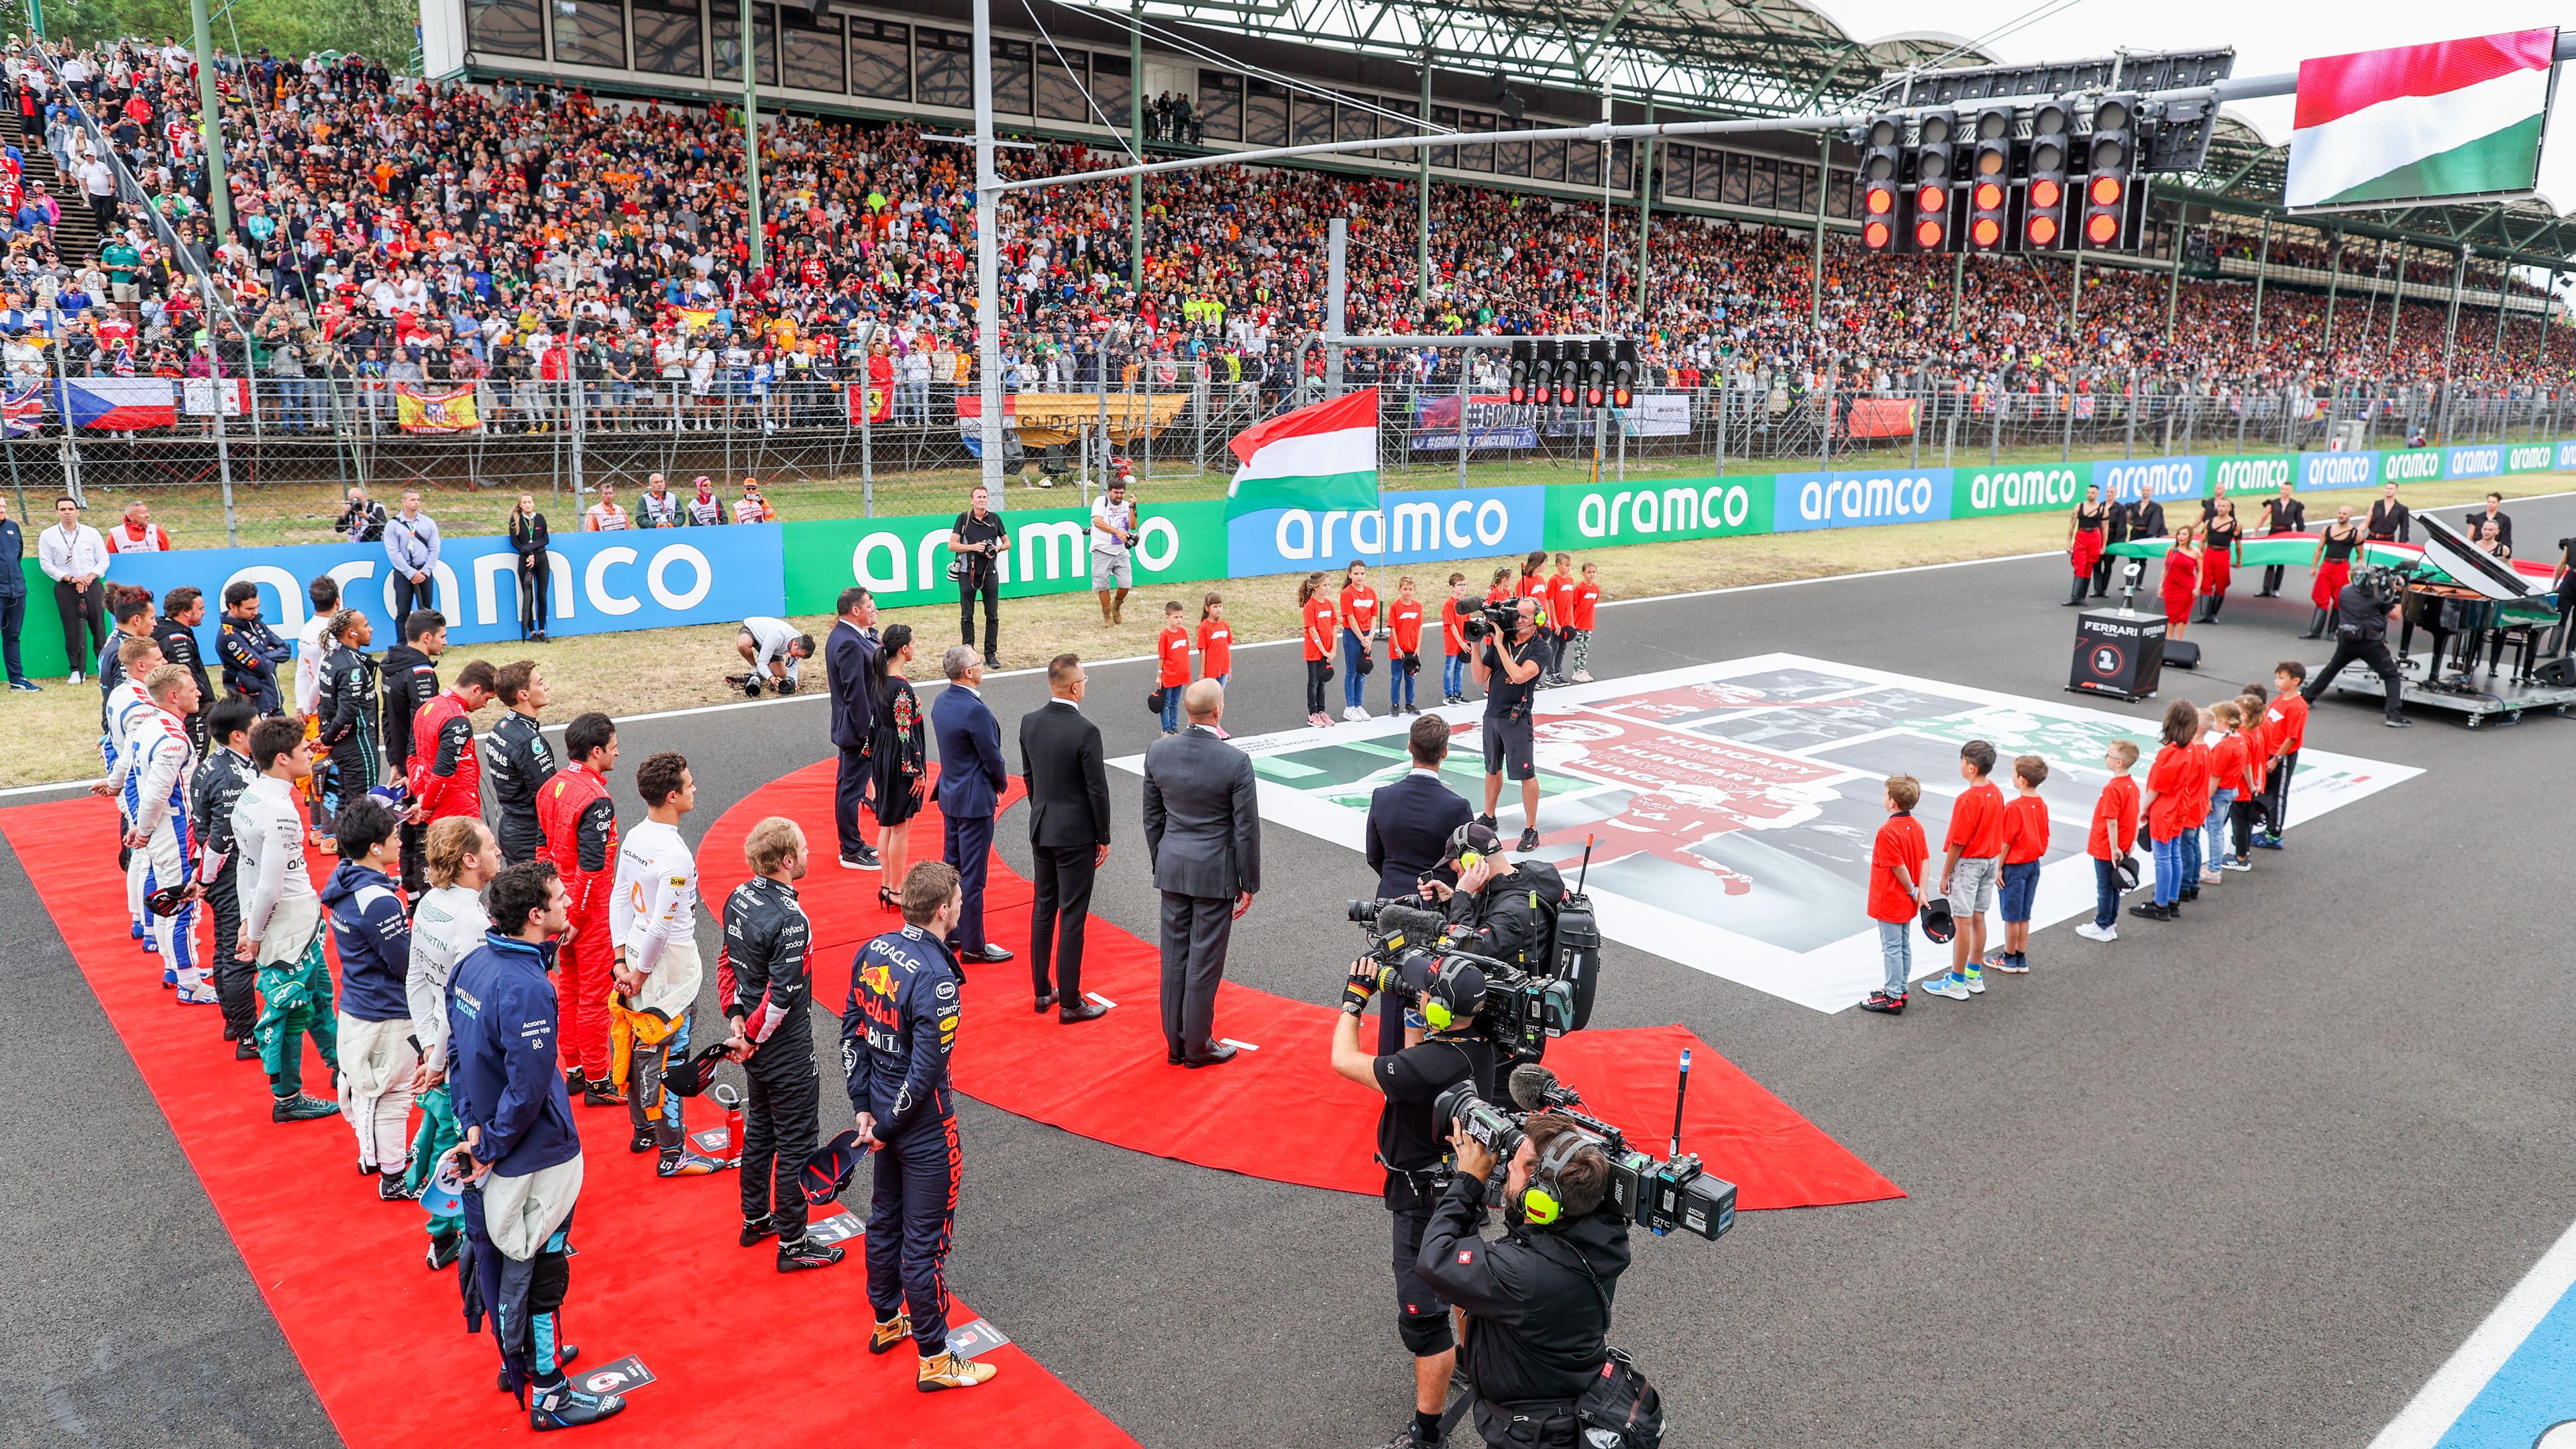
[[407, 663, 496, 896], [840, 861, 998, 1391], [482, 662, 554, 865], [125, 667, 211, 1002], [721, 817, 841, 1269], [99, 634, 166, 951], [536, 712, 621, 1105]]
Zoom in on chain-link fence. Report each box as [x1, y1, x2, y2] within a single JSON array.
[[7, 369, 2573, 550]]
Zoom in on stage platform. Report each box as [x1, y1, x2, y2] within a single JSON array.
[[2326, 653, 2576, 729]]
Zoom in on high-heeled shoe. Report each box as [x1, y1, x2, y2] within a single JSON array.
[[877, 885, 900, 912]]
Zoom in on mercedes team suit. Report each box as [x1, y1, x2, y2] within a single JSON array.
[[448, 932, 621, 1428], [313, 642, 382, 838], [191, 741, 259, 1040], [841, 922, 968, 1358], [127, 704, 210, 1001], [233, 772, 339, 1105], [722, 872, 821, 1246], [608, 818, 702, 1163], [482, 710, 553, 864], [322, 857, 417, 1174], [536, 762, 619, 1091]]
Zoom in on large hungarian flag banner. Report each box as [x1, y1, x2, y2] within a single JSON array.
[[1225, 386, 1380, 518], [2286, 29, 2558, 209]]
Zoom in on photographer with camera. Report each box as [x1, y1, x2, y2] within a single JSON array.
[[1419, 1106, 1632, 1449], [1329, 953, 1499, 1449], [2298, 567, 2410, 729], [1469, 597, 1547, 852]]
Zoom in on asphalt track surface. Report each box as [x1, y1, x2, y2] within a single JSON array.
[[6, 494, 2575, 1449]]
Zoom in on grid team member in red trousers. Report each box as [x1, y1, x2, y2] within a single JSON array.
[[538, 712, 625, 1106]]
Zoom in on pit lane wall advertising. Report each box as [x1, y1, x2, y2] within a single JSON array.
[[13, 437, 2574, 682]]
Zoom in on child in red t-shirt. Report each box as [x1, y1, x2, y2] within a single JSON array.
[[1859, 774, 1930, 1015], [1297, 572, 1336, 729], [1387, 577, 1424, 716], [1566, 562, 1602, 682], [1926, 740, 2008, 1000], [1442, 573, 1474, 706], [2202, 702, 2248, 885], [2135, 698, 2206, 921], [2255, 663, 2309, 848], [1543, 553, 1577, 686], [1485, 566, 1513, 606], [2078, 739, 2141, 942], [1196, 592, 1231, 688], [1988, 755, 2051, 975], [1336, 559, 1379, 722], [1156, 602, 1191, 734]]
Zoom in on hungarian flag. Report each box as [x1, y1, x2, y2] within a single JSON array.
[[2286, 29, 2559, 209], [1225, 387, 1379, 518]]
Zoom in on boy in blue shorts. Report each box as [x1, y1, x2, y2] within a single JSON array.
[[1988, 755, 2049, 975]]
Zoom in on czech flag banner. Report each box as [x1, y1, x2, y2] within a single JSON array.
[[64, 377, 176, 430]]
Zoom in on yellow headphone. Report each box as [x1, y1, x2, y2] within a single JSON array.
[[1517, 1128, 1589, 1227], [1418, 957, 1481, 1033]]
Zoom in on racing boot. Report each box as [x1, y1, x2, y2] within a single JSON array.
[[272, 1094, 339, 1123], [582, 1080, 627, 1108], [527, 1379, 623, 1432], [426, 1229, 462, 1271], [740, 1216, 779, 1248], [777, 1238, 845, 1273], [176, 969, 220, 1006], [629, 1130, 657, 1155], [917, 1351, 999, 1392], [867, 1313, 912, 1354], [656, 1148, 718, 1178]]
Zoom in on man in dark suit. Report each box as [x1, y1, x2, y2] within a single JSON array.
[[932, 645, 1013, 966], [1361, 714, 1474, 1054], [824, 586, 882, 871], [1019, 653, 1112, 1024], [1141, 680, 1261, 1068]]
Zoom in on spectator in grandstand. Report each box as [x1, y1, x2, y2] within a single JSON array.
[[508, 495, 551, 643]]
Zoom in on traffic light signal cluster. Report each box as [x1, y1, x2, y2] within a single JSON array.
[[1854, 93, 2147, 257], [1507, 338, 1639, 410]]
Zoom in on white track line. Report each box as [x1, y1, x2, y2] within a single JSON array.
[[5, 486, 2569, 799], [2367, 1213, 2576, 1449]]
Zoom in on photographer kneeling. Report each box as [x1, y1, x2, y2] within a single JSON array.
[[1421, 1110, 1630, 1448], [1330, 953, 1499, 1449]]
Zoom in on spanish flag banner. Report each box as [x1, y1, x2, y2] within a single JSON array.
[[396, 384, 482, 434], [676, 307, 720, 333]]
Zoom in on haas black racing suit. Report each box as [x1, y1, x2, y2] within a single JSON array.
[[482, 709, 554, 865], [722, 873, 820, 1247], [841, 922, 966, 1356]]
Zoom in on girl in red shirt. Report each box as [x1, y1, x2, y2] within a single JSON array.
[[2202, 702, 2247, 885], [1544, 553, 1577, 686], [1196, 591, 1231, 688], [1442, 572, 1474, 705], [2135, 699, 2203, 921], [1336, 560, 1379, 722], [1566, 562, 1601, 683], [1387, 576, 1424, 716], [1156, 602, 1191, 734], [1297, 573, 1336, 729], [1484, 566, 1513, 606]]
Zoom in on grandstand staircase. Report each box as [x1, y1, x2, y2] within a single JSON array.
[[20, 144, 103, 260]]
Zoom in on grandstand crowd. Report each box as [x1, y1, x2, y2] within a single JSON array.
[[0, 31, 2565, 441]]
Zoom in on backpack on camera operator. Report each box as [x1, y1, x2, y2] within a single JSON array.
[[1330, 951, 1500, 1449]]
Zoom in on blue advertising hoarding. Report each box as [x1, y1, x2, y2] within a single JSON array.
[[1771, 468, 1952, 531], [2094, 455, 2206, 503], [1226, 486, 1546, 575], [2296, 450, 2378, 491]]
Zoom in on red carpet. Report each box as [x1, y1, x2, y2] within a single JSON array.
[[0, 795, 1139, 1449], [699, 759, 1902, 1212]]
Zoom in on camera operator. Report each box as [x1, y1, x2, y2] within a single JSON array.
[[1420, 1112, 1629, 1449], [2299, 568, 2411, 729], [1329, 956, 1497, 1449], [1415, 821, 1556, 977], [1470, 597, 1546, 852]]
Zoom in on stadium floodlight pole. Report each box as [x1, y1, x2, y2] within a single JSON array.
[[1326, 217, 1347, 396], [1809, 129, 1827, 333], [971, 0, 1008, 504], [1598, 85, 1613, 332], [1417, 50, 1433, 310], [1634, 97, 1653, 317], [743, 28, 763, 274], [1131, 1, 1145, 294], [189, 0, 232, 241]]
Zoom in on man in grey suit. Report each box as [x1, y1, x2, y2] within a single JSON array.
[[1140, 680, 1260, 1068]]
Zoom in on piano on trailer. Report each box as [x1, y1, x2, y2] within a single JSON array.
[[2337, 513, 2576, 728]]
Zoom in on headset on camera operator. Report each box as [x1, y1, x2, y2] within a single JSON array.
[[1468, 597, 1547, 851], [1329, 949, 1499, 1449], [1420, 1110, 1633, 1449]]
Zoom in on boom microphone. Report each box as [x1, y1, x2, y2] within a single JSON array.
[[1509, 1061, 1570, 1111]]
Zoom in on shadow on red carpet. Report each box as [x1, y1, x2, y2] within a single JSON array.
[[698, 759, 1902, 1212], [0, 794, 1138, 1449]]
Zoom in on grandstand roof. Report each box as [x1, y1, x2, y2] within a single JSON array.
[[2169, 114, 2576, 269], [1095, 0, 1999, 119]]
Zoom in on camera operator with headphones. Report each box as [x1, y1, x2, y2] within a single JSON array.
[[1328, 951, 1499, 1449], [1470, 597, 1548, 853], [1419, 1110, 1631, 1449], [2298, 566, 2412, 729], [1416, 821, 1557, 978]]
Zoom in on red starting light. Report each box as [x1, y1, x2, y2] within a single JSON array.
[[1585, 383, 1605, 407], [1864, 185, 1895, 216], [2031, 177, 2063, 209], [1971, 217, 2002, 248], [1915, 219, 1943, 248], [2089, 174, 2123, 207], [2027, 214, 2059, 246], [2086, 212, 2120, 244], [1915, 184, 1946, 213], [1973, 181, 2004, 212], [1863, 219, 1892, 249]]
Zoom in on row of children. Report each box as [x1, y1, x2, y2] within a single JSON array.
[[1291, 551, 1606, 730], [1150, 593, 1238, 733], [1861, 661, 2313, 1012]]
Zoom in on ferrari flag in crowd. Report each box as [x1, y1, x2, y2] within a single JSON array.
[[1225, 386, 1381, 518], [2285, 28, 2559, 209]]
